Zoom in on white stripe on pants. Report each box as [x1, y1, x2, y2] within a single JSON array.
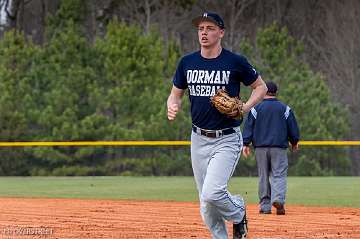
[[191, 128, 246, 239]]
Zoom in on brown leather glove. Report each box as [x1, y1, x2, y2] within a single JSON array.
[[210, 89, 244, 120]]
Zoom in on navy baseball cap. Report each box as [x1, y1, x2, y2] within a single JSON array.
[[266, 81, 278, 95], [192, 12, 225, 29]]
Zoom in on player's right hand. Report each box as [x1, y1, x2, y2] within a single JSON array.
[[242, 146, 251, 158], [167, 103, 179, 121]]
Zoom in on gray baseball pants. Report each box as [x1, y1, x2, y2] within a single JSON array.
[[255, 147, 288, 212], [191, 127, 246, 239]]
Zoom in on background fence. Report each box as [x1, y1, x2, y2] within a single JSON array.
[[0, 140, 358, 177]]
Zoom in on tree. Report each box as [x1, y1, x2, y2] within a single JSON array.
[[0, 30, 38, 175], [93, 21, 192, 175], [0, 0, 193, 176], [304, 1, 360, 175], [23, 20, 98, 172]]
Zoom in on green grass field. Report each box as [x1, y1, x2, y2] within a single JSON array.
[[0, 176, 359, 208]]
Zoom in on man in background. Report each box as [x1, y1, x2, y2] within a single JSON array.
[[242, 81, 299, 215]]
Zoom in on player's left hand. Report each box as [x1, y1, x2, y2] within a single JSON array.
[[210, 89, 244, 120], [242, 102, 251, 113], [291, 143, 299, 151]]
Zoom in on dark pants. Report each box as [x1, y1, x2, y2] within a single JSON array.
[[255, 147, 288, 211]]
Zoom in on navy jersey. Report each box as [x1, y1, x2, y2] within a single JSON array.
[[173, 48, 258, 130], [242, 98, 300, 148]]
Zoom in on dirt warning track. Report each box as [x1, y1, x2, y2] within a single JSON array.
[[0, 198, 359, 238]]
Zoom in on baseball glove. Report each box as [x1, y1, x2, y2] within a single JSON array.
[[210, 89, 244, 120]]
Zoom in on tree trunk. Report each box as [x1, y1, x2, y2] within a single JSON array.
[[144, 0, 150, 34]]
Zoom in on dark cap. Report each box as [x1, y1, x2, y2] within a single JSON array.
[[192, 12, 225, 29], [265, 81, 278, 95]]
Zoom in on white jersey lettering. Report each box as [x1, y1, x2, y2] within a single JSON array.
[[186, 70, 192, 84], [222, 71, 230, 84], [195, 85, 201, 95], [204, 70, 215, 84], [186, 70, 231, 96], [198, 70, 205, 83], [191, 70, 198, 83], [214, 71, 221, 84]]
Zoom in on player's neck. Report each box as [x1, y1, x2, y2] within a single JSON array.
[[200, 45, 222, 59], [264, 95, 276, 99]]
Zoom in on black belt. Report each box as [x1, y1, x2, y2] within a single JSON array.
[[192, 126, 235, 138]]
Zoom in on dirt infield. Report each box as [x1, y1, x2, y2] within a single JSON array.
[[0, 198, 359, 239]]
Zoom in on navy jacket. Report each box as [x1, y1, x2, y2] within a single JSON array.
[[242, 98, 300, 148]]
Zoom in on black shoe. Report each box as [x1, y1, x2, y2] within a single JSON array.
[[233, 213, 248, 239], [259, 209, 271, 214], [272, 201, 285, 215]]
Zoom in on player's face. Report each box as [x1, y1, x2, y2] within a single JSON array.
[[197, 21, 224, 48]]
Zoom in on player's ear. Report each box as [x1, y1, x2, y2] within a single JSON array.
[[219, 29, 225, 39]]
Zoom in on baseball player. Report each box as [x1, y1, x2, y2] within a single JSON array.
[[242, 81, 300, 215], [167, 12, 267, 239]]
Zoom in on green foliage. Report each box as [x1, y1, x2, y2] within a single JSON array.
[[0, 8, 190, 175], [22, 20, 98, 169], [0, 31, 37, 141], [46, 0, 87, 38], [0, 31, 39, 175], [0, 13, 349, 176], [289, 155, 324, 176], [93, 21, 167, 139], [93, 21, 191, 142], [235, 156, 258, 177], [239, 23, 350, 175]]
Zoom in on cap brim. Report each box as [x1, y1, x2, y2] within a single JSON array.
[[192, 16, 219, 28]]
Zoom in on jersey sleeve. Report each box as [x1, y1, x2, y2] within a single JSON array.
[[172, 58, 188, 90], [238, 56, 259, 86]]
